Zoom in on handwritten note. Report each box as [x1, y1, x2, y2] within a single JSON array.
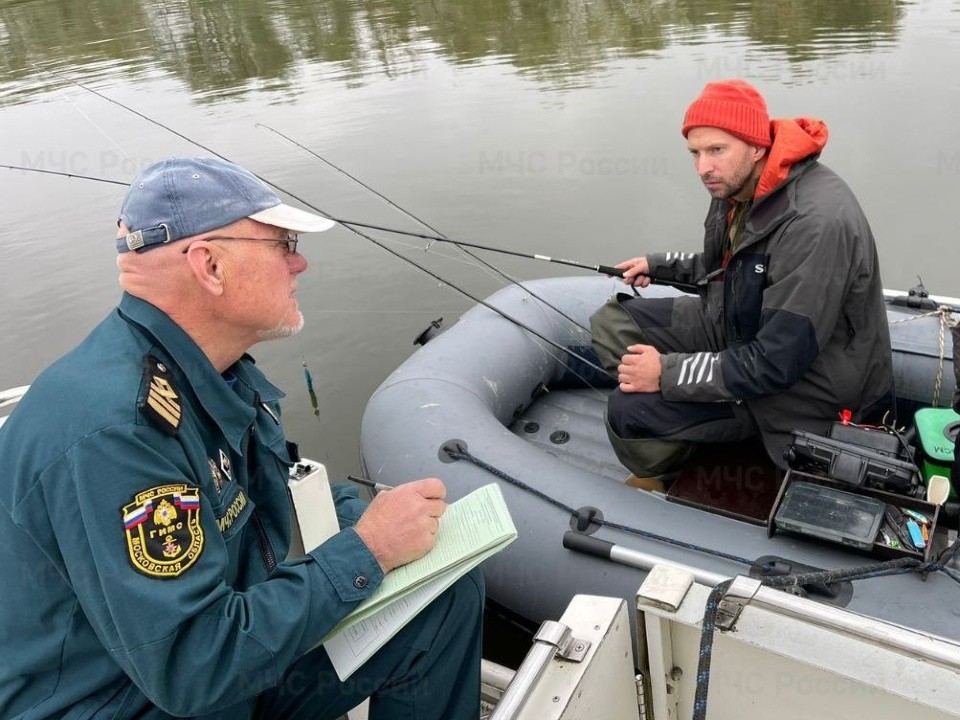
[[321, 483, 517, 679]]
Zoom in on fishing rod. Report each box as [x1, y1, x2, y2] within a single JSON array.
[[0, 160, 613, 380], [256, 123, 595, 333], [23, 70, 616, 382], [2, 160, 608, 379], [0, 160, 699, 294], [256, 123, 448, 243], [332, 218, 701, 293], [255, 124, 701, 295], [0, 164, 128, 186]]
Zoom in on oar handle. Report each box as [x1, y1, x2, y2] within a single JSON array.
[[564, 530, 730, 586], [562, 530, 615, 559]]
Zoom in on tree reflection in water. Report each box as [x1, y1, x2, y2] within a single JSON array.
[[0, 0, 903, 104]]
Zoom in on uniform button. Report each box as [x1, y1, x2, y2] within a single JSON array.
[[353, 575, 368, 589]]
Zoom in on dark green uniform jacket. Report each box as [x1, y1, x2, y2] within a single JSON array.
[[0, 293, 383, 719]]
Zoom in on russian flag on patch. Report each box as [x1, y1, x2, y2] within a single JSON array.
[[123, 501, 152, 529], [174, 491, 200, 510]]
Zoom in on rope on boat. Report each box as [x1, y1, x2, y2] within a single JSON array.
[[693, 554, 958, 720], [693, 579, 732, 720], [445, 444, 960, 720], [888, 305, 957, 407], [444, 443, 756, 565]]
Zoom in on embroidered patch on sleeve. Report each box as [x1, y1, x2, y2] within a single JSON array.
[[139, 355, 181, 435], [122, 484, 204, 578]]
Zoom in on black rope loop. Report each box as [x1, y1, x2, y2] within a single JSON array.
[[444, 444, 756, 565]]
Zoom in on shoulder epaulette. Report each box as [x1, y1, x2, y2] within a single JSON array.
[[139, 355, 181, 436]]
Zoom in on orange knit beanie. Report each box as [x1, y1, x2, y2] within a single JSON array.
[[681, 79, 772, 148]]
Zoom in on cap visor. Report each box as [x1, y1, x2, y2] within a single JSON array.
[[248, 203, 336, 233]]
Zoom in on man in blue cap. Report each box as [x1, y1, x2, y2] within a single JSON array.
[[0, 158, 483, 719]]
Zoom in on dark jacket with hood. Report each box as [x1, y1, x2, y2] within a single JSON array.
[[645, 118, 892, 463]]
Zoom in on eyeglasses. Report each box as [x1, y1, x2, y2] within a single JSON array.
[[181, 234, 299, 255]]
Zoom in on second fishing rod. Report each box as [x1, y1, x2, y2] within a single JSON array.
[[1, 162, 701, 295], [329, 217, 704, 293], [253, 124, 704, 295]]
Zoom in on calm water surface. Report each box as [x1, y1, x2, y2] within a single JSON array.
[[2, 0, 960, 482]]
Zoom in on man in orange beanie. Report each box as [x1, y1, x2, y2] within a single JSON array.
[[591, 79, 892, 483]]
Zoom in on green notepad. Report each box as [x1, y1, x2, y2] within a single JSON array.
[[320, 483, 517, 678]]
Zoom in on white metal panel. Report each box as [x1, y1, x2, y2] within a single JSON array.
[[516, 595, 640, 720], [641, 581, 960, 719]]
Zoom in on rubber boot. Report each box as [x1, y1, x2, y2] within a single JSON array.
[[605, 417, 695, 481]]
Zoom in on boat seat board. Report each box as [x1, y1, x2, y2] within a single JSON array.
[[666, 438, 783, 524]]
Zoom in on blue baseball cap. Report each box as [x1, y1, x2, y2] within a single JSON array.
[[116, 157, 335, 253]]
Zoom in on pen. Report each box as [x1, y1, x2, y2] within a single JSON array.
[[347, 475, 393, 493]]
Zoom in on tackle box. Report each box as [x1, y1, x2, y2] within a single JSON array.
[[914, 407, 960, 499], [768, 470, 940, 562], [784, 428, 918, 494]]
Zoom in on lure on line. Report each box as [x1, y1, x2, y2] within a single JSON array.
[[302, 357, 321, 423]]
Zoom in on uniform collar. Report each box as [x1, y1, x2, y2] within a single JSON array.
[[117, 293, 285, 454]]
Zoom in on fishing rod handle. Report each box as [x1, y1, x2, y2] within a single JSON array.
[[563, 530, 615, 559], [596, 264, 625, 278]]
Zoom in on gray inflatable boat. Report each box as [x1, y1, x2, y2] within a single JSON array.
[[360, 276, 959, 640]]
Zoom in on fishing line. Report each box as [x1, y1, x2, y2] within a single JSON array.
[[255, 123, 449, 243], [16, 71, 615, 383], [255, 122, 598, 333], [2, 159, 607, 386], [353, 227, 530, 279], [61, 88, 134, 162]]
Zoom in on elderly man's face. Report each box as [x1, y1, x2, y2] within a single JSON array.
[[207, 218, 310, 342], [686, 127, 765, 202]]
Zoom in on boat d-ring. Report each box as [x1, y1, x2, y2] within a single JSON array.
[[439, 439, 468, 463], [569, 506, 603, 535]]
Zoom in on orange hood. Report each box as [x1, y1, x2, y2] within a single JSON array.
[[754, 117, 828, 198]]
